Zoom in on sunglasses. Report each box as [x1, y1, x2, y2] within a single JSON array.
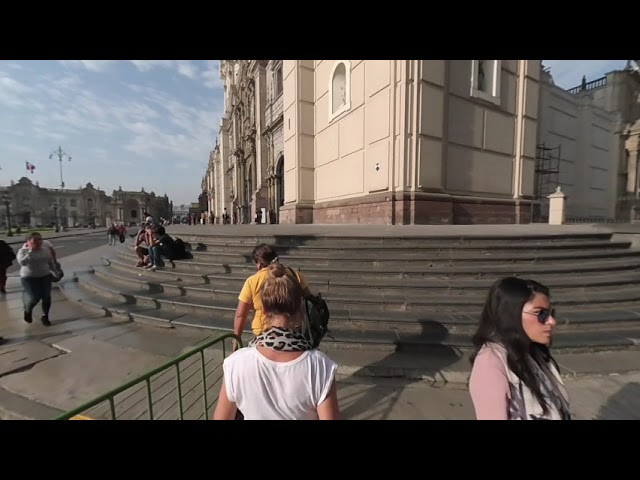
[[524, 308, 555, 324]]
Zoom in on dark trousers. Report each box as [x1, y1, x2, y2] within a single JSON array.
[[148, 245, 165, 267], [21, 275, 53, 315], [0, 264, 8, 291]]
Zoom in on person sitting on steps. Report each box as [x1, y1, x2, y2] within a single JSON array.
[[145, 225, 177, 271], [134, 224, 154, 267]]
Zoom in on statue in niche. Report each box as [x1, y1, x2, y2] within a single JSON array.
[[478, 61, 486, 92]]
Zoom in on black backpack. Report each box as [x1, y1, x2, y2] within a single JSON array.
[[166, 238, 191, 260], [0, 240, 16, 265], [172, 238, 189, 259], [287, 267, 331, 348]]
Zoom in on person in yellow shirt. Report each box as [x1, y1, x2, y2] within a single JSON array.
[[233, 243, 311, 350]]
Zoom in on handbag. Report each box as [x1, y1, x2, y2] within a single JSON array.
[[51, 262, 65, 283]]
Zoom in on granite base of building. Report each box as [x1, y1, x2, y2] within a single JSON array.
[[279, 192, 532, 225]]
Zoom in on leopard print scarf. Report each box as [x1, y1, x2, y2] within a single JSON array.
[[249, 326, 314, 352]]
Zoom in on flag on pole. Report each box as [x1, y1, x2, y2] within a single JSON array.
[[26, 161, 35, 174]]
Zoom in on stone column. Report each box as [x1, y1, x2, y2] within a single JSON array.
[[279, 60, 315, 224]]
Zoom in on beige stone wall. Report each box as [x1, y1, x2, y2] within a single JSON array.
[[538, 82, 618, 219], [279, 60, 541, 224], [411, 60, 540, 223], [426, 61, 538, 196], [314, 60, 394, 201]]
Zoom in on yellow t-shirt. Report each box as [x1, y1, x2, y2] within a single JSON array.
[[238, 266, 309, 336]]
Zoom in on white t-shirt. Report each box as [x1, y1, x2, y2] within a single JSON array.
[[223, 346, 338, 420]]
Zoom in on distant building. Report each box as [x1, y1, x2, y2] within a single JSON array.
[[172, 204, 189, 218], [535, 63, 640, 221], [0, 177, 173, 228]]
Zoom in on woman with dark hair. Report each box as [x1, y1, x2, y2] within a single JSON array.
[[468, 276, 571, 420], [214, 263, 339, 420], [232, 243, 312, 351]]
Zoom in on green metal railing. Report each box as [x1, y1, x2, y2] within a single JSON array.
[[53, 332, 243, 420]]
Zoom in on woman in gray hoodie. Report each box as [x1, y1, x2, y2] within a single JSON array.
[[17, 232, 56, 326]]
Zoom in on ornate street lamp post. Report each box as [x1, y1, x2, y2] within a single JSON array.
[[49, 146, 72, 189], [51, 201, 59, 233], [2, 194, 11, 237]]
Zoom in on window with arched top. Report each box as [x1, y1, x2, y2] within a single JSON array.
[[329, 60, 351, 122]]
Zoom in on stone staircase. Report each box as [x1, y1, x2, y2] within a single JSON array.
[[59, 227, 640, 355]]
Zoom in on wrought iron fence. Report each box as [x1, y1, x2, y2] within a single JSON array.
[[53, 332, 242, 420]]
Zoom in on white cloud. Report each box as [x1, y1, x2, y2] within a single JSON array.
[[175, 60, 198, 80], [202, 60, 222, 90], [129, 60, 201, 80], [59, 60, 116, 73], [5, 143, 40, 157], [130, 60, 173, 72], [0, 127, 25, 136], [0, 75, 34, 108], [32, 127, 66, 141]]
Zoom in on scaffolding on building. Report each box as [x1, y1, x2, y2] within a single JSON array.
[[532, 143, 562, 222]]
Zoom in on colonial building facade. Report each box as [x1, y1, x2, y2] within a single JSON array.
[[0, 177, 172, 228], [204, 60, 542, 224], [202, 60, 640, 225], [204, 60, 286, 224], [283, 60, 543, 224]]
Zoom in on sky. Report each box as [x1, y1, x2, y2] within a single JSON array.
[[0, 60, 630, 206]]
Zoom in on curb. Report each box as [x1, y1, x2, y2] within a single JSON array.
[[2, 229, 107, 245], [335, 362, 640, 384]]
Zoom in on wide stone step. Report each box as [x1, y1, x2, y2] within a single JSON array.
[[181, 239, 631, 256], [175, 232, 615, 248], [105, 256, 640, 293], [114, 250, 640, 278], [186, 247, 640, 267], [74, 269, 640, 329], [92, 263, 640, 311], [60, 278, 640, 353], [334, 327, 640, 353]]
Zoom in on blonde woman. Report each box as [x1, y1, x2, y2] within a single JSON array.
[[214, 263, 340, 420]]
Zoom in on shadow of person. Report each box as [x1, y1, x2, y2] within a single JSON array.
[[594, 382, 640, 420], [334, 319, 467, 420]]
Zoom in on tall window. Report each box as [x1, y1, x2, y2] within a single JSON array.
[[470, 60, 501, 106], [275, 66, 283, 97]]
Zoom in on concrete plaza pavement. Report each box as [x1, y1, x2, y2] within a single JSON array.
[[0, 238, 638, 420], [1, 227, 106, 246], [1, 286, 637, 420]]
